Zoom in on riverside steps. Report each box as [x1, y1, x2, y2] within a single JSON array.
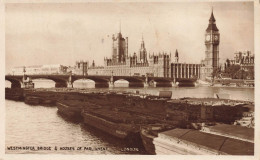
[[5, 88, 255, 155]]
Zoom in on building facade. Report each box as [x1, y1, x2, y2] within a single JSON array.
[[88, 31, 172, 77], [227, 51, 254, 71], [12, 64, 68, 75], [233, 51, 254, 71], [171, 50, 201, 79], [72, 60, 88, 75], [87, 31, 200, 80], [201, 10, 220, 80]]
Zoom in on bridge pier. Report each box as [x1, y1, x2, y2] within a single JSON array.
[[108, 81, 114, 88], [171, 81, 177, 87], [67, 82, 73, 88], [67, 74, 73, 88], [149, 81, 157, 87], [143, 82, 149, 88]]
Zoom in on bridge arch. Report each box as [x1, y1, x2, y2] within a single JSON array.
[[72, 77, 110, 88], [114, 79, 129, 88], [5, 78, 22, 88], [113, 77, 145, 88], [29, 76, 68, 88], [5, 80, 13, 88], [148, 77, 173, 87], [31, 78, 56, 88], [73, 79, 95, 88]]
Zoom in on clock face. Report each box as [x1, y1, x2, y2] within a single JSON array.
[[214, 35, 218, 41], [206, 35, 210, 41]]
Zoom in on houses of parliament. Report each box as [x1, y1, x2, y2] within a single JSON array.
[[86, 10, 220, 80]]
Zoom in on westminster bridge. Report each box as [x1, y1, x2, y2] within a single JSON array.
[[5, 74, 197, 88]]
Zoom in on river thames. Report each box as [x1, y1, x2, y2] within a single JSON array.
[[5, 80, 254, 154]]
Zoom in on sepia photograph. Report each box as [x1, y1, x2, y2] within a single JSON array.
[[2, 0, 259, 159]]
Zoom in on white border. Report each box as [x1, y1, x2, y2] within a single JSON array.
[[0, 0, 259, 160]]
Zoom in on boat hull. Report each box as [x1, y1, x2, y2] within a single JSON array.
[[24, 96, 40, 105], [56, 102, 82, 119], [81, 112, 139, 139], [140, 129, 156, 154]]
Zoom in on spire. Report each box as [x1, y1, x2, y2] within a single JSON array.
[[140, 34, 145, 48], [119, 20, 121, 33], [206, 8, 219, 31], [175, 49, 179, 57], [209, 7, 216, 23]]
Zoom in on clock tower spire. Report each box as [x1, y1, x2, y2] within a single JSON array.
[[202, 8, 220, 79]]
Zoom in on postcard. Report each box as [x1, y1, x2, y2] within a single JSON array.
[[1, 0, 259, 160]]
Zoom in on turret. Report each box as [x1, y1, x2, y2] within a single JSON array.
[[139, 35, 147, 63], [175, 49, 179, 63]]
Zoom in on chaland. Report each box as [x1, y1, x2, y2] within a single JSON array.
[[7, 146, 37, 151]]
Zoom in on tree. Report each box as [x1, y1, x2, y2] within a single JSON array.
[[224, 65, 240, 79], [247, 68, 254, 80]]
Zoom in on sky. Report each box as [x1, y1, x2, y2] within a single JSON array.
[[5, 2, 254, 73]]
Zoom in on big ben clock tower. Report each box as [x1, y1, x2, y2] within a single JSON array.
[[202, 9, 220, 79]]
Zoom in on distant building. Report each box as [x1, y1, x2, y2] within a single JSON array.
[[12, 64, 68, 75], [87, 30, 200, 79], [73, 60, 88, 75], [227, 51, 254, 71], [88, 31, 172, 77], [171, 50, 201, 79], [201, 9, 220, 80]]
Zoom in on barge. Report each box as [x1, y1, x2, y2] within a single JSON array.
[[153, 128, 254, 155], [56, 100, 84, 119], [81, 111, 140, 139], [140, 124, 175, 154], [24, 96, 40, 105]]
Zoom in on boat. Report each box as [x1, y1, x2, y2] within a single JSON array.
[[56, 100, 83, 119], [81, 111, 140, 139], [140, 124, 175, 154], [24, 96, 40, 105], [153, 128, 254, 155], [40, 99, 56, 106], [80, 91, 175, 140]]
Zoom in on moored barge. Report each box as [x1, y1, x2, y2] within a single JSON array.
[[140, 124, 175, 154], [56, 100, 84, 119], [24, 96, 40, 105]]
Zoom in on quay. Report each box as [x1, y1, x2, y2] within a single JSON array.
[[5, 87, 255, 155]]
